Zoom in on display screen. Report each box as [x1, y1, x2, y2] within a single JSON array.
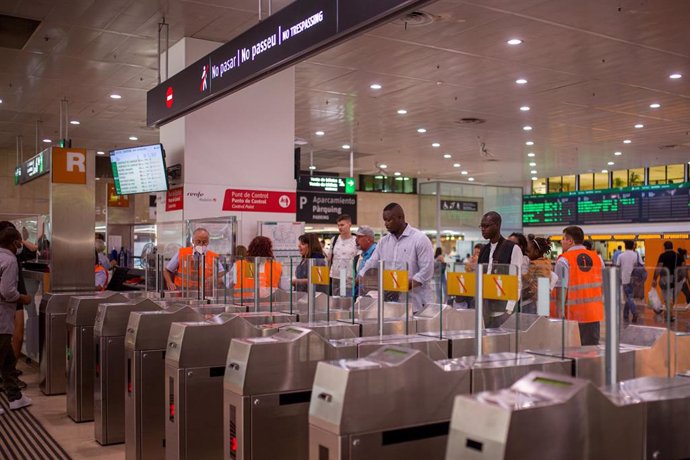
[[523, 183, 690, 226], [533, 376, 572, 388], [110, 144, 168, 195]]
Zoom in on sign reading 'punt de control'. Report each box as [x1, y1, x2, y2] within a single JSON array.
[[147, 0, 430, 127]]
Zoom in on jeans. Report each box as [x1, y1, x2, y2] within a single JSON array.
[[622, 283, 636, 319], [0, 334, 21, 402]]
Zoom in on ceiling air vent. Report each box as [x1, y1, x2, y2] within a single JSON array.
[[456, 118, 486, 125], [0, 14, 41, 50], [392, 11, 438, 27]]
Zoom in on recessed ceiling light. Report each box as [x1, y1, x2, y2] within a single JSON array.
[[468, 177, 475, 181], [520, 106, 530, 111], [453, 163, 461, 168], [507, 38, 523, 45], [529, 162, 537, 167], [669, 73, 682, 79], [370, 83, 382, 90], [527, 152, 535, 157], [308, 165, 317, 170], [623, 139, 632, 144], [531, 177, 538, 181], [42, 138, 51, 143], [614, 151, 622, 156], [530, 170, 537, 174], [460, 170, 468, 175], [634, 123, 644, 129], [315, 131, 325, 136], [417, 128, 427, 133], [608, 161, 616, 166], [342, 144, 351, 149], [515, 78, 528, 85], [649, 103, 661, 109], [525, 141, 534, 146], [380, 164, 388, 169], [394, 171, 401, 176], [110, 94, 122, 99], [70, 120, 80, 125], [443, 154, 452, 159], [97, 151, 105, 155], [523, 126, 533, 131], [0, 99, 3, 104], [432, 142, 440, 148], [601, 169, 609, 174], [129, 136, 138, 141], [397, 109, 408, 115]]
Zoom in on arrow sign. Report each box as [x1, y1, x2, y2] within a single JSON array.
[[345, 177, 356, 194]]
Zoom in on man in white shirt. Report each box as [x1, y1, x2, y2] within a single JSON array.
[[360, 203, 434, 313], [616, 239, 641, 323], [329, 214, 358, 296], [477, 211, 523, 327]]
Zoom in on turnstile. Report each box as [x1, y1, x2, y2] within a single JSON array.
[[442, 329, 513, 358], [500, 313, 581, 351], [125, 305, 228, 460], [413, 304, 476, 333], [39, 290, 99, 395], [329, 334, 449, 360], [309, 346, 471, 460], [446, 371, 645, 460], [66, 293, 129, 421], [93, 298, 164, 445], [224, 326, 355, 460], [605, 376, 690, 459], [165, 312, 295, 460], [620, 325, 690, 376], [291, 321, 361, 340]]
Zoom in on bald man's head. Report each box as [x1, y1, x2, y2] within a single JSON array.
[[382, 203, 407, 236], [191, 228, 210, 246]]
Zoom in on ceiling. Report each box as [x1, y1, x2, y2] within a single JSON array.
[[1, 0, 689, 188]]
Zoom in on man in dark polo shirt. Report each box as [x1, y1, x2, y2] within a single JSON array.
[[652, 241, 679, 314]]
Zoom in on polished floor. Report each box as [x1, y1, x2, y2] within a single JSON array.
[[10, 360, 124, 460]]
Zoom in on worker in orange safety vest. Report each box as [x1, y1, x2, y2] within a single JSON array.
[[163, 227, 225, 291]]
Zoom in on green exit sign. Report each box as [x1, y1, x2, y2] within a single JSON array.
[[345, 177, 355, 194]]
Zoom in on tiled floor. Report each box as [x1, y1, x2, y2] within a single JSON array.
[[16, 360, 124, 460]]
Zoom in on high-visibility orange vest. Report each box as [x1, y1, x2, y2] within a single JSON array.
[[95, 264, 109, 290], [550, 248, 604, 323], [174, 246, 219, 289], [234, 259, 282, 294]]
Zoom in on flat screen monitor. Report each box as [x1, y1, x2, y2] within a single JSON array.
[[110, 143, 168, 195]]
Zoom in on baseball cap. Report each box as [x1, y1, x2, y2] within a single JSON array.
[[355, 226, 374, 238]]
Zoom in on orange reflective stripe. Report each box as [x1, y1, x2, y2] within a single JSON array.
[[550, 248, 604, 322], [95, 265, 109, 289]]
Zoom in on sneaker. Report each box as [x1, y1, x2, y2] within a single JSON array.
[[9, 395, 32, 410]]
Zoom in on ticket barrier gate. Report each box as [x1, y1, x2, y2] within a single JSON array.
[[620, 325, 690, 376], [309, 346, 471, 460], [329, 334, 449, 360], [446, 371, 645, 460], [66, 293, 130, 422], [309, 348, 570, 460], [604, 375, 690, 459], [94, 298, 167, 445], [39, 290, 99, 395], [124, 305, 229, 460], [413, 304, 475, 333], [224, 326, 356, 460], [500, 313, 581, 351], [165, 312, 296, 460]]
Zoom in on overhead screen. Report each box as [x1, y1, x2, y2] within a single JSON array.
[[110, 144, 168, 195], [523, 183, 690, 227]]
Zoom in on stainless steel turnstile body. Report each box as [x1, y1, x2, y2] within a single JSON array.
[[93, 298, 163, 445], [329, 334, 449, 360], [413, 304, 476, 333], [224, 327, 356, 460], [66, 293, 129, 422], [124, 305, 228, 460], [605, 376, 690, 459], [441, 329, 513, 358], [620, 325, 690, 376], [500, 313, 581, 350], [291, 321, 361, 340], [165, 312, 295, 460], [309, 346, 471, 460], [446, 371, 645, 460], [39, 290, 98, 395]]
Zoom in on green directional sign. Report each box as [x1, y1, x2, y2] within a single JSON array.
[[345, 177, 356, 194]]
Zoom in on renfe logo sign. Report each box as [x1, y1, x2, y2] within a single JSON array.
[[52, 147, 87, 184], [166, 87, 173, 108], [222, 189, 296, 213]]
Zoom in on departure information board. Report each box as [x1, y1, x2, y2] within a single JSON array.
[[110, 144, 168, 195], [523, 183, 690, 226]]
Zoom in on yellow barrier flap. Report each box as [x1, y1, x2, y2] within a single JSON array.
[[447, 272, 476, 297]]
